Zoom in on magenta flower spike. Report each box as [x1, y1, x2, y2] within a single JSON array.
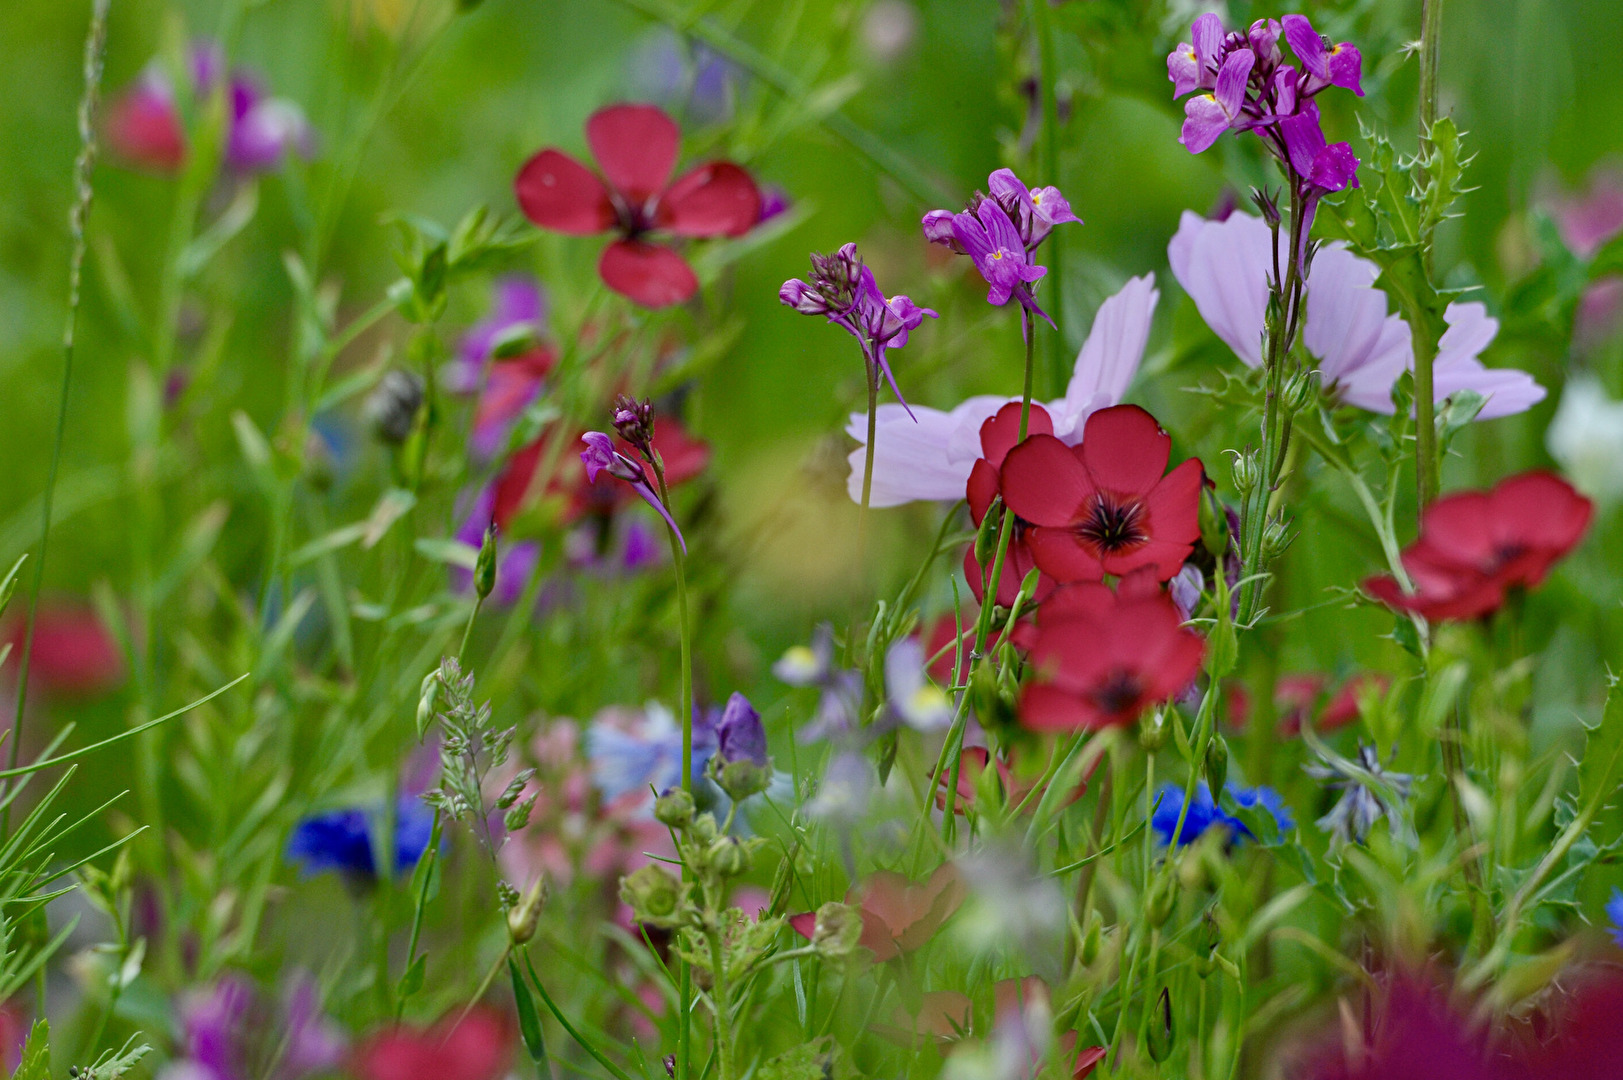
[[1179, 48, 1255, 154], [580, 431, 688, 553]]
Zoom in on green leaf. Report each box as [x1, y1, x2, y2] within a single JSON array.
[[396, 952, 426, 1000], [1577, 676, 1623, 821], [0, 553, 26, 616], [510, 955, 549, 1067], [13, 1019, 50, 1080], [415, 537, 478, 571]]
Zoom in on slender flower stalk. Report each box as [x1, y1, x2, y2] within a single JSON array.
[[1414, 0, 1446, 510]]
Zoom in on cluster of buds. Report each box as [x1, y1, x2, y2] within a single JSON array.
[[611, 395, 655, 460], [1169, 13, 1362, 230]]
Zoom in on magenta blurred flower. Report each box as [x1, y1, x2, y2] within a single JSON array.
[[1169, 211, 1545, 418], [451, 277, 556, 459], [159, 975, 344, 1080]]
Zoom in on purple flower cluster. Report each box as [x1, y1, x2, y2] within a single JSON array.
[[922, 169, 1080, 327], [580, 431, 687, 553], [780, 243, 937, 416], [1169, 14, 1361, 224]]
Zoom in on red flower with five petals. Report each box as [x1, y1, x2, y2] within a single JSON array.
[[965, 401, 1059, 607], [1018, 572, 1205, 731], [515, 103, 761, 308], [999, 404, 1204, 583], [1363, 471, 1591, 622]]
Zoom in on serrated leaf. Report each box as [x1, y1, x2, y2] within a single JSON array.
[[1577, 677, 1623, 821], [13, 1019, 50, 1080]]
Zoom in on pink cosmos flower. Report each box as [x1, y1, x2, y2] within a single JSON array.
[[843, 274, 1159, 506], [1169, 211, 1545, 419]]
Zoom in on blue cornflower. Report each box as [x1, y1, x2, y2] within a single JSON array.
[[1607, 888, 1623, 947], [1151, 781, 1292, 847], [287, 797, 435, 878], [585, 702, 718, 803]]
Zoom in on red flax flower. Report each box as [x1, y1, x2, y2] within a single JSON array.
[[353, 1006, 511, 1080], [1364, 471, 1592, 621], [999, 404, 1204, 583], [1018, 572, 1205, 731], [965, 401, 1059, 607], [515, 103, 761, 308], [788, 863, 964, 961]]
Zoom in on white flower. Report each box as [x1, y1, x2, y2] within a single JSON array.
[[1547, 376, 1623, 503], [844, 274, 1160, 506], [885, 637, 953, 732], [1168, 210, 1545, 419]]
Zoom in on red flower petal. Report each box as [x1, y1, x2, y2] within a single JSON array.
[[1026, 526, 1107, 583], [354, 1007, 512, 1080], [106, 93, 185, 171], [1143, 458, 1205, 546], [979, 402, 1054, 468], [1073, 1045, 1108, 1080], [514, 149, 615, 235], [586, 103, 680, 205], [1414, 490, 1496, 569], [1039, 582, 1118, 624], [599, 240, 699, 308], [1100, 536, 1194, 581], [966, 458, 1000, 525], [1001, 434, 1095, 528], [659, 162, 762, 238], [1079, 404, 1172, 495], [1491, 470, 1592, 567], [1019, 682, 1104, 731], [491, 439, 545, 528], [787, 911, 817, 941]]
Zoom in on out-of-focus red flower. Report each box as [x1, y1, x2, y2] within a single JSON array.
[[514, 103, 761, 307], [932, 746, 1090, 815], [490, 417, 710, 532], [965, 402, 1059, 608], [1000, 404, 1204, 583], [352, 1007, 511, 1080], [922, 610, 976, 684], [788, 863, 964, 961], [105, 83, 186, 170], [1017, 572, 1205, 731], [1274, 672, 1387, 735], [1364, 471, 1591, 622], [1297, 976, 1516, 1080], [1516, 965, 1623, 1080], [2, 606, 125, 698]]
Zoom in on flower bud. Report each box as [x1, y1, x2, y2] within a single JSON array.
[[973, 497, 1003, 569], [415, 670, 440, 739], [620, 864, 685, 927], [715, 758, 772, 803], [654, 788, 695, 828], [1250, 187, 1282, 230], [1199, 487, 1231, 564], [1203, 735, 1229, 801], [611, 395, 655, 458], [1261, 516, 1294, 559], [1145, 987, 1174, 1063], [507, 876, 547, 944], [474, 522, 499, 600], [688, 811, 719, 847], [1138, 709, 1169, 754], [1229, 450, 1261, 495], [810, 901, 863, 959], [707, 837, 751, 878], [1195, 910, 1221, 978], [1282, 369, 1319, 413], [1145, 873, 1177, 929]]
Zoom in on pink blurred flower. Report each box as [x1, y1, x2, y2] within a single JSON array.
[[2, 603, 125, 698]]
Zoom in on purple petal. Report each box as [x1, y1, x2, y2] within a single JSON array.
[[1308, 142, 1360, 193], [1327, 43, 1364, 96], [950, 210, 994, 261], [1180, 94, 1234, 154], [922, 208, 960, 247], [1191, 13, 1226, 78], [1281, 14, 1328, 80], [1278, 101, 1327, 178], [1168, 42, 1201, 98], [580, 431, 617, 483], [1214, 48, 1254, 116], [629, 479, 687, 554], [977, 199, 1024, 255]]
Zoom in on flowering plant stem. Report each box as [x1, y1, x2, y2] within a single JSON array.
[[653, 461, 695, 1080], [1412, 0, 1445, 510]]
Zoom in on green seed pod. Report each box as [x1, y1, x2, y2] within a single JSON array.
[[507, 876, 548, 945], [1145, 987, 1174, 1063], [620, 865, 684, 926], [1203, 734, 1229, 801], [974, 497, 1003, 569], [415, 671, 440, 739], [654, 788, 696, 828], [1229, 450, 1261, 495], [474, 522, 499, 600], [1195, 910, 1221, 978], [1198, 486, 1230, 564], [708, 836, 751, 878]]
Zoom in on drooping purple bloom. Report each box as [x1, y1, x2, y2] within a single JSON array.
[[1281, 13, 1364, 96], [715, 692, 768, 768], [950, 200, 1050, 319], [579, 431, 688, 553], [1179, 48, 1254, 154], [780, 243, 937, 417]]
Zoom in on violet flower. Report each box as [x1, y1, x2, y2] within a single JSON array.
[[1281, 14, 1365, 96], [451, 277, 554, 459], [843, 274, 1158, 506], [884, 638, 952, 732], [715, 692, 769, 768], [160, 974, 345, 1080], [780, 243, 937, 417], [580, 432, 687, 553], [1169, 211, 1545, 419]]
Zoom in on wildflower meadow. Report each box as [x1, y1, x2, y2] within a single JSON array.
[[4, 0, 1623, 1078]]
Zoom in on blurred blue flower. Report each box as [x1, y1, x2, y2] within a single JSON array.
[[1151, 781, 1292, 847], [287, 798, 434, 878], [1607, 888, 1623, 947], [586, 702, 718, 803]]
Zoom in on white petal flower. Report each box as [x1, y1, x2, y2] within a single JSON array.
[[1547, 376, 1623, 503]]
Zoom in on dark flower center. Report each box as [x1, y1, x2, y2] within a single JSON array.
[[1077, 495, 1148, 554], [1089, 668, 1145, 718], [1489, 541, 1528, 571]]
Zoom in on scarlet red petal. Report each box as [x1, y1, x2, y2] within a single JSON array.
[[1039, 582, 1117, 624], [967, 458, 1000, 525], [1079, 404, 1172, 495], [1100, 537, 1194, 581], [648, 416, 712, 485], [514, 149, 615, 234], [1491, 470, 1592, 564], [787, 911, 817, 941], [1142, 622, 1207, 702], [659, 162, 762, 237], [106, 93, 186, 171], [1074, 1046, 1108, 1079], [1363, 573, 1418, 612], [1019, 682, 1103, 731], [599, 240, 699, 308], [1001, 434, 1095, 527], [1415, 490, 1496, 569], [586, 103, 680, 204], [491, 439, 546, 528], [1116, 566, 1165, 601], [979, 401, 1054, 467], [1144, 457, 1205, 546], [1026, 526, 1107, 583]]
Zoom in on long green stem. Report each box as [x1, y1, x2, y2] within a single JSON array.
[[7, 0, 111, 836], [1413, 0, 1445, 509], [857, 360, 879, 578], [1030, 0, 1066, 396]]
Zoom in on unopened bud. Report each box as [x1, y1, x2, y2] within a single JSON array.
[[1250, 187, 1281, 230], [1203, 735, 1229, 801], [1198, 487, 1230, 564], [1282, 369, 1318, 413], [415, 671, 440, 739], [1145, 873, 1177, 929], [1261, 517, 1294, 559], [611, 395, 656, 459], [1138, 709, 1169, 754], [1229, 450, 1261, 495], [810, 901, 863, 959], [1195, 911, 1221, 978], [973, 498, 1003, 569], [1145, 987, 1174, 1063], [474, 522, 499, 600], [708, 836, 751, 878], [507, 876, 547, 944], [715, 758, 771, 803], [653, 788, 695, 828], [620, 864, 685, 927]]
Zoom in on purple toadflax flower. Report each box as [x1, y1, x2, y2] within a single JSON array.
[[580, 431, 687, 553], [1169, 211, 1545, 419], [1168, 13, 1363, 257], [843, 274, 1157, 506], [780, 243, 937, 417], [160, 974, 345, 1080], [923, 168, 1080, 327]]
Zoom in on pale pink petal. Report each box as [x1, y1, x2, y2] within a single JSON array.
[[845, 403, 971, 506], [1167, 211, 1269, 368], [1302, 245, 1406, 383], [1053, 274, 1159, 441]]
